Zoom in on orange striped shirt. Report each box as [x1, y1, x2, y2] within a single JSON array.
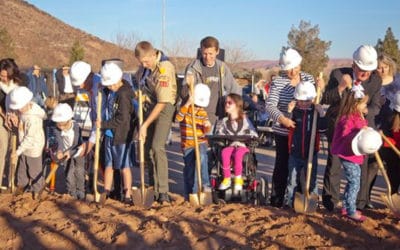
[[175, 105, 211, 149]]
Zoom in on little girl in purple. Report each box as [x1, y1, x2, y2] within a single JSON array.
[[217, 93, 258, 191]]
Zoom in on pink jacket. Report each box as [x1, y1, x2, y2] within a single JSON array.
[[331, 113, 367, 164]]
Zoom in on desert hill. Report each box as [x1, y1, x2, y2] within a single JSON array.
[[0, 0, 138, 71]]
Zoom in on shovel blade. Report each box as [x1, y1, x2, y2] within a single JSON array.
[[132, 186, 154, 208], [190, 191, 214, 206], [189, 193, 200, 206], [294, 192, 318, 214], [381, 193, 400, 216], [294, 192, 305, 213]]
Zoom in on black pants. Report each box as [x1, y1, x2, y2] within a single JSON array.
[[270, 134, 289, 207], [380, 147, 400, 194]]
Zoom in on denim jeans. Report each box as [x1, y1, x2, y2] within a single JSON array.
[[285, 154, 318, 207], [340, 158, 361, 216], [183, 143, 210, 200]]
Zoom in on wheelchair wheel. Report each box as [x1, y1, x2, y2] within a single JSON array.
[[255, 177, 269, 206]]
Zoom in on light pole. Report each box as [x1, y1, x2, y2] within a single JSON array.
[[162, 0, 166, 51]]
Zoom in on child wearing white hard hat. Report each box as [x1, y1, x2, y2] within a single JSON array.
[[51, 103, 85, 200], [8, 86, 46, 199], [331, 87, 369, 222], [285, 81, 326, 207], [175, 83, 212, 200], [96, 62, 135, 205], [379, 90, 400, 196]]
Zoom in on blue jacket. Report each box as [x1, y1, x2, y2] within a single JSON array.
[[288, 105, 326, 159], [27, 68, 48, 107]]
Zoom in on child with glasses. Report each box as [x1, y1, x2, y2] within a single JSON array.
[[217, 93, 258, 191]]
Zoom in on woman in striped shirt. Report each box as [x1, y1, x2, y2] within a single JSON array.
[[265, 48, 316, 207]]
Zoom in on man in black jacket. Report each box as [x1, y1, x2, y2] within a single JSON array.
[[321, 45, 382, 211]]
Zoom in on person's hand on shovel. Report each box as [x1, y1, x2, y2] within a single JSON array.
[[139, 123, 148, 142]]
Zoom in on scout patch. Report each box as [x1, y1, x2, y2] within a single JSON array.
[[158, 73, 169, 88]]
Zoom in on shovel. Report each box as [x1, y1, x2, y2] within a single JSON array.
[[37, 160, 60, 199], [374, 151, 400, 216], [132, 88, 154, 208], [93, 90, 103, 203], [380, 131, 400, 157], [2, 134, 18, 194], [294, 73, 322, 213], [9, 134, 17, 193], [187, 75, 213, 206]]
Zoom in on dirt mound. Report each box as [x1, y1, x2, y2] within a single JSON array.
[[0, 191, 399, 249]]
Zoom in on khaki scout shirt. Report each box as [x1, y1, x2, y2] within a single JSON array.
[[136, 51, 177, 105]]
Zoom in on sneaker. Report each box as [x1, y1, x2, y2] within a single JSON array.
[[158, 193, 171, 205], [123, 196, 133, 205], [218, 178, 231, 190], [234, 176, 244, 191], [346, 213, 367, 222], [341, 208, 362, 216], [32, 192, 40, 200]]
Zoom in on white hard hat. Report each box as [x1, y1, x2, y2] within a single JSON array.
[[352, 127, 382, 156], [70, 61, 91, 86], [392, 91, 400, 113], [353, 45, 378, 71], [194, 83, 211, 107], [52, 103, 73, 122], [279, 48, 302, 71], [101, 62, 123, 86], [9, 86, 33, 110], [294, 81, 316, 101]]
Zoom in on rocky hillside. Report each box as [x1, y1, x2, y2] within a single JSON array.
[[0, 0, 138, 71]]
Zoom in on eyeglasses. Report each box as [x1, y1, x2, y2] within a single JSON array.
[[225, 100, 234, 106]]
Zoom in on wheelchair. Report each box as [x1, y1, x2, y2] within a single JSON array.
[[207, 135, 269, 205]]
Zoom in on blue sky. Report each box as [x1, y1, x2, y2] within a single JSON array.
[[27, 0, 400, 60]]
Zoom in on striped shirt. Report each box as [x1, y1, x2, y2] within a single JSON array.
[[175, 105, 211, 150], [265, 72, 315, 136]]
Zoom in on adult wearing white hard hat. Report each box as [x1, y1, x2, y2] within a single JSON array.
[[265, 48, 324, 207], [321, 45, 382, 211]]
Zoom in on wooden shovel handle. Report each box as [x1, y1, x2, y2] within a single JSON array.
[[380, 131, 400, 157], [305, 72, 323, 198], [187, 73, 203, 194], [93, 90, 102, 196]]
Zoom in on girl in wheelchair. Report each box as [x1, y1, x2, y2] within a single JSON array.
[[217, 93, 258, 191]]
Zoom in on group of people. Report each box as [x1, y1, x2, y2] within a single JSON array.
[[266, 45, 400, 222], [0, 36, 399, 222]]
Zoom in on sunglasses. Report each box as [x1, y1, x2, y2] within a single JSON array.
[[225, 100, 235, 106]]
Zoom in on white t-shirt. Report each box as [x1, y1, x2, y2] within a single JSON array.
[[63, 75, 74, 94]]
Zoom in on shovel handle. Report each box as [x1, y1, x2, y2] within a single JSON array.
[[380, 131, 400, 157], [93, 90, 102, 200], [374, 151, 393, 196], [304, 74, 323, 199], [187, 73, 203, 196], [138, 89, 146, 199]]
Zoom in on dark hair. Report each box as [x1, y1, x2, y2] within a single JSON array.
[[226, 93, 244, 120], [0, 58, 22, 83], [337, 91, 368, 121], [200, 36, 219, 50]]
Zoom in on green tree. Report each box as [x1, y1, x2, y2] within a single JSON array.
[[285, 20, 331, 77], [376, 27, 400, 69], [69, 40, 85, 64], [0, 28, 16, 59]]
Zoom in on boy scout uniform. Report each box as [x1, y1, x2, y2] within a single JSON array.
[[136, 51, 177, 198]]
